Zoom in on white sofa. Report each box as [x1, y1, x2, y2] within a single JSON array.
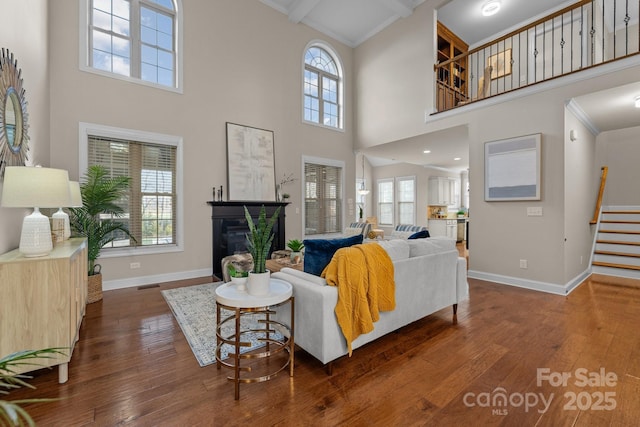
[[272, 237, 468, 370], [388, 224, 428, 239]]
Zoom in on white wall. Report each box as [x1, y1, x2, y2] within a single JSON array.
[[0, 0, 49, 254], [46, 1, 356, 285], [354, 0, 640, 290], [596, 125, 640, 206], [564, 107, 598, 284]]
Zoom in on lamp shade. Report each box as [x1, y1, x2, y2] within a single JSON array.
[[1, 166, 71, 257], [1, 166, 71, 208], [69, 181, 83, 207]]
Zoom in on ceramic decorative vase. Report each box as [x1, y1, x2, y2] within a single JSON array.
[[290, 251, 302, 264], [230, 276, 247, 292], [247, 271, 271, 296]]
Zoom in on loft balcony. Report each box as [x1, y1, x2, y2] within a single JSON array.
[[434, 0, 640, 113]]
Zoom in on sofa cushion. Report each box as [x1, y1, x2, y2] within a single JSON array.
[[389, 225, 427, 239], [408, 229, 430, 239], [407, 237, 455, 257], [375, 239, 410, 261], [303, 234, 364, 276]]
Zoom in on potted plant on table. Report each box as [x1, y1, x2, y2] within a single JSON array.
[[286, 239, 304, 264], [244, 205, 281, 296], [69, 165, 136, 303], [227, 263, 249, 292]]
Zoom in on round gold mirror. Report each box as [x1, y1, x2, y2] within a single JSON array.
[[0, 48, 29, 176]]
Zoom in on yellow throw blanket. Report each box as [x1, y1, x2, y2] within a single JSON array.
[[322, 243, 395, 355]]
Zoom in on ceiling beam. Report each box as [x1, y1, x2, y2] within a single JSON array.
[[287, 0, 322, 23], [376, 0, 414, 18]]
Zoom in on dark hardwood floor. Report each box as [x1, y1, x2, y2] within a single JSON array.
[[7, 257, 640, 426]]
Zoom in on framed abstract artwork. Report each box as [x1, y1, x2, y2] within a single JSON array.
[[488, 48, 512, 79], [226, 122, 276, 201], [485, 133, 541, 201]]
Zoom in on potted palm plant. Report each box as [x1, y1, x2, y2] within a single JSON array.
[[244, 205, 281, 296], [69, 165, 136, 303]]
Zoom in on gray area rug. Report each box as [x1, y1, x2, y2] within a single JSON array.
[[162, 282, 281, 367]]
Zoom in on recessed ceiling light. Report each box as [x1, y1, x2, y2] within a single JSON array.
[[454, 157, 461, 161], [635, 96, 640, 108], [423, 150, 431, 154], [481, 0, 501, 17]]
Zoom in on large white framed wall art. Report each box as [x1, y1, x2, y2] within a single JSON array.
[[226, 122, 276, 201], [485, 133, 541, 201]]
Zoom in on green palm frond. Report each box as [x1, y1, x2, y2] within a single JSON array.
[[68, 165, 137, 275], [0, 349, 67, 426]]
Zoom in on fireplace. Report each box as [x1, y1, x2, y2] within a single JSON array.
[[207, 201, 287, 279]]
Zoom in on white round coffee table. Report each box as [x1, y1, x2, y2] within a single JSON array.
[[214, 278, 294, 400]]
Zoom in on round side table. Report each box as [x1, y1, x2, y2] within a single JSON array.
[[215, 278, 294, 400]]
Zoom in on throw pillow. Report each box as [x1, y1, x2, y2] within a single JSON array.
[[303, 234, 364, 276], [408, 229, 430, 239]]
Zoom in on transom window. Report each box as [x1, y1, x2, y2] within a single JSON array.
[[84, 0, 181, 90], [303, 44, 343, 129]]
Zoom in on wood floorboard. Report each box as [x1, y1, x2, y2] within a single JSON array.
[[6, 255, 640, 426]]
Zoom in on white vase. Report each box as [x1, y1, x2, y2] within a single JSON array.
[[290, 251, 302, 264], [247, 271, 271, 296], [230, 276, 247, 292]]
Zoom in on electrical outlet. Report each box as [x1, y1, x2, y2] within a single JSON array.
[[519, 259, 528, 269], [130, 262, 141, 269]]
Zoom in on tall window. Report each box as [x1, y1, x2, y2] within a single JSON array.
[[303, 43, 343, 129], [84, 0, 181, 90], [396, 176, 416, 225], [80, 123, 183, 254], [378, 179, 394, 226], [304, 158, 343, 235]]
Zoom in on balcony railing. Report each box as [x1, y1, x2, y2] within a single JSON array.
[[435, 0, 640, 112]]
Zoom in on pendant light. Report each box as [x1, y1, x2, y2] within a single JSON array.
[[358, 154, 370, 196]]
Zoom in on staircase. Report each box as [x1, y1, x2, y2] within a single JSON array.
[[592, 207, 640, 280]]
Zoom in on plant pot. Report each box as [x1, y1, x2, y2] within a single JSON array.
[[230, 276, 248, 292], [290, 251, 302, 265], [87, 272, 103, 303], [247, 271, 271, 296]]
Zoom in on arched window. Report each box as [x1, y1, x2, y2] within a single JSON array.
[[82, 0, 182, 91], [303, 43, 343, 129]]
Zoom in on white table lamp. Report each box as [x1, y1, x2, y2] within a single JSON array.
[[1, 166, 71, 257], [53, 181, 83, 241]]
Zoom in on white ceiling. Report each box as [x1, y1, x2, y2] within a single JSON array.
[[261, 0, 640, 170]]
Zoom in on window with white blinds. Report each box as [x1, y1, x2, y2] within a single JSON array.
[[304, 160, 343, 235], [396, 176, 416, 226], [81, 123, 182, 253], [378, 179, 394, 226]]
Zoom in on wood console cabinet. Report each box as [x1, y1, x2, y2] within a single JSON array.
[[0, 238, 88, 383]]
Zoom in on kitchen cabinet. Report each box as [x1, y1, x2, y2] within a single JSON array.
[[0, 238, 88, 383], [428, 177, 460, 207], [428, 219, 459, 240]]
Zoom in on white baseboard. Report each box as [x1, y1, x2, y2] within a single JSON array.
[[103, 268, 213, 291], [467, 268, 591, 296]]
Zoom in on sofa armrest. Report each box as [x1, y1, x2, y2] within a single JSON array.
[[271, 269, 343, 364], [456, 257, 469, 303]]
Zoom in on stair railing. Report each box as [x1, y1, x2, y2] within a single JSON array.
[[591, 166, 608, 225]]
